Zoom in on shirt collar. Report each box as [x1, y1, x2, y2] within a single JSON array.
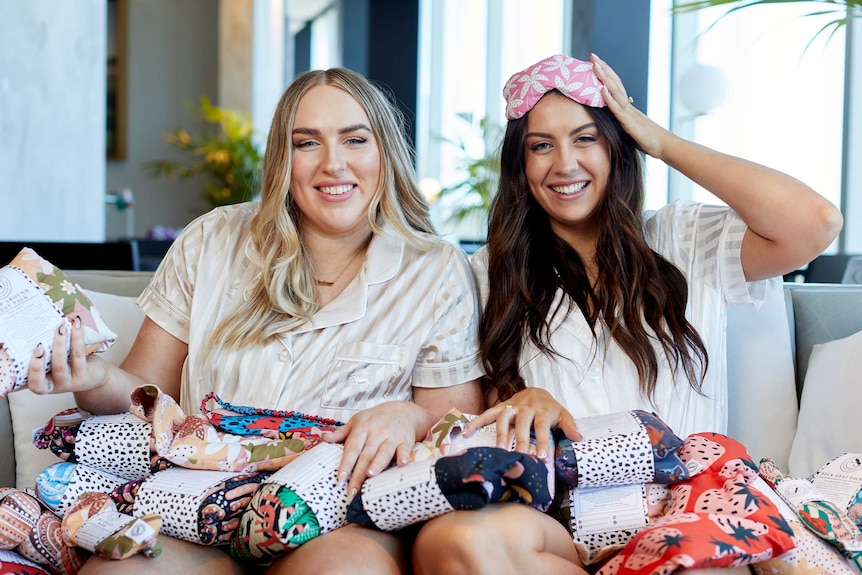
[[292, 222, 405, 333]]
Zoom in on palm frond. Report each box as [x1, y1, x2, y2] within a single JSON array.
[[672, 0, 859, 47]]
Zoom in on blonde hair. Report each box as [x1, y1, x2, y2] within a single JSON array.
[[207, 68, 434, 354]]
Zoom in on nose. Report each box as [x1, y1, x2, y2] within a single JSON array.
[[553, 146, 579, 176], [322, 144, 346, 175]]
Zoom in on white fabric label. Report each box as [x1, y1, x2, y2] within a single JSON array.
[[812, 453, 862, 510], [142, 468, 236, 496], [570, 484, 648, 536], [0, 266, 66, 390], [775, 477, 826, 507], [75, 510, 135, 552], [575, 411, 640, 438], [265, 441, 342, 490]]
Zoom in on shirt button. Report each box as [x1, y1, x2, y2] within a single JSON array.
[[277, 350, 289, 362]]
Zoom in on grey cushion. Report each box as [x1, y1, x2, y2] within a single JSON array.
[[788, 284, 862, 396]]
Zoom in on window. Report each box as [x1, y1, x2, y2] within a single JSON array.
[[417, 0, 571, 242], [650, 0, 845, 230]]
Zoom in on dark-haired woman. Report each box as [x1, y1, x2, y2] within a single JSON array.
[[412, 53, 841, 575]]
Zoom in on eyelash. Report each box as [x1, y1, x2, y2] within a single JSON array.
[[293, 137, 368, 148], [528, 135, 598, 152]]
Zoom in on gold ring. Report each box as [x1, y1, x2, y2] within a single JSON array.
[[623, 96, 634, 109], [505, 404, 516, 413]]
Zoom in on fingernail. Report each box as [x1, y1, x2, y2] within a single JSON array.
[[347, 487, 357, 501], [73, 316, 82, 329], [58, 323, 66, 336], [35, 343, 44, 358], [367, 468, 376, 477], [337, 471, 348, 486], [538, 449, 548, 460]]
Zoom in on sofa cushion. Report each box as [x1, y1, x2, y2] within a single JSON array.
[[788, 287, 862, 394], [9, 290, 144, 489], [788, 329, 862, 478], [726, 277, 798, 470]]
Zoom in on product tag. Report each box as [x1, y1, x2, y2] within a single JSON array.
[[265, 442, 342, 490], [570, 484, 648, 536], [0, 266, 66, 389], [812, 453, 862, 510], [76, 511, 149, 552]]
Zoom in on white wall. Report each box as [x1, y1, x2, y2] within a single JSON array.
[[0, 0, 106, 241], [105, 0, 219, 240]]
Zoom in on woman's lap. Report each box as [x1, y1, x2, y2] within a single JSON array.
[[413, 503, 585, 575], [263, 523, 406, 575], [77, 535, 246, 575]]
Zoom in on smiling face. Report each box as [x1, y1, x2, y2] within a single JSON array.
[[289, 84, 381, 239], [524, 91, 610, 249]]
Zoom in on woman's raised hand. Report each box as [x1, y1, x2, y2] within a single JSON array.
[[321, 400, 437, 500], [27, 317, 109, 395], [590, 53, 676, 161], [462, 388, 582, 463]]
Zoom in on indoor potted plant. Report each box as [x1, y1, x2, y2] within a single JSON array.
[[146, 96, 263, 208]]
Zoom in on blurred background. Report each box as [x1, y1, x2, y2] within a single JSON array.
[[0, 0, 858, 279]]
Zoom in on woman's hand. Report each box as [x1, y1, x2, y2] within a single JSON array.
[[462, 388, 582, 462], [590, 53, 677, 161], [27, 317, 109, 395], [321, 400, 437, 499]]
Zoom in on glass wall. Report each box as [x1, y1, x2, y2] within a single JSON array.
[[651, 0, 846, 233], [416, 0, 570, 243]]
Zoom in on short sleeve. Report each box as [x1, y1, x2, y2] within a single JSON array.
[[412, 246, 484, 388], [136, 214, 207, 343], [643, 200, 766, 307]]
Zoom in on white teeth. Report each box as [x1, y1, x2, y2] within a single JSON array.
[[319, 185, 353, 195], [551, 182, 588, 195]]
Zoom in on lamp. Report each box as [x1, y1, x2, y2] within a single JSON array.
[[678, 63, 728, 116]]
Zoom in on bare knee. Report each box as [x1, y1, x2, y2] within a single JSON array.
[[413, 511, 509, 575], [414, 505, 585, 575], [264, 525, 405, 575]]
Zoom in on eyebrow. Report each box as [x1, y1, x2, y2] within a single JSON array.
[[525, 122, 597, 139], [292, 123, 373, 136]]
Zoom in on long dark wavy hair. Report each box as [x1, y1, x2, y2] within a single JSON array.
[[480, 95, 708, 403]]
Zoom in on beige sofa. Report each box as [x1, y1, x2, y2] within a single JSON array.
[[2, 273, 862, 491]]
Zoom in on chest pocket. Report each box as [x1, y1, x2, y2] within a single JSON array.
[[322, 341, 405, 411]]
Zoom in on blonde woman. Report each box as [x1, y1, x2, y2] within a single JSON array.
[[30, 68, 483, 574]]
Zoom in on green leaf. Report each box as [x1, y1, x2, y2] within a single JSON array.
[[146, 95, 263, 209]]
